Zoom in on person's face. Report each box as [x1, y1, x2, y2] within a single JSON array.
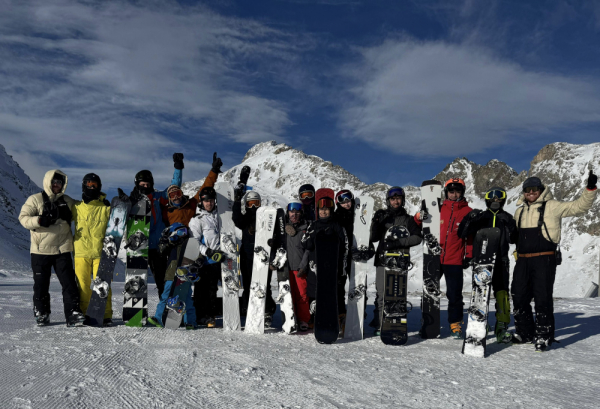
[[389, 195, 402, 209], [51, 179, 63, 194], [447, 189, 462, 201], [319, 207, 331, 218], [203, 198, 215, 212], [524, 187, 542, 203], [139, 181, 150, 188], [172, 196, 182, 205], [289, 209, 301, 223], [340, 201, 352, 210]]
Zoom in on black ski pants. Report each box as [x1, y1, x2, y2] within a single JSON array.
[[148, 248, 168, 297], [240, 252, 275, 316], [31, 252, 81, 319], [441, 264, 464, 324], [194, 263, 221, 319], [511, 255, 556, 341]]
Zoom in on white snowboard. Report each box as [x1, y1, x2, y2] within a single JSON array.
[[245, 206, 277, 334], [216, 182, 242, 331], [344, 196, 374, 341]]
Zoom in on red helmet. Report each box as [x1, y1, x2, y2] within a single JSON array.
[[335, 189, 354, 205], [444, 178, 466, 198]]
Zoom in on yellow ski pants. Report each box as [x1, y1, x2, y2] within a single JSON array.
[[74, 258, 112, 319]]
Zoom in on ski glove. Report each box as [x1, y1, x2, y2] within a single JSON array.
[[469, 209, 484, 219], [462, 257, 472, 270], [117, 188, 129, 202], [587, 170, 597, 190], [57, 201, 72, 224], [234, 183, 245, 202], [239, 165, 251, 185], [129, 188, 143, 204], [38, 216, 54, 228], [211, 152, 223, 174], [205, 248, 224, 263], [173, 153, 184, 170]]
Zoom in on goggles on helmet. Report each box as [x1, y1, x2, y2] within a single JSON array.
[[246, 199, 261, 208], [336, 191, 353, 204], [485, 189, 506, 200], [524, 186, 541, 193], [51, 179, 64, 186], [169, 189, 183, 199], [317, 198, 334, 209], [300, 191, 314, 200], [387, 187, 405, 198], [287, 202, 303, 212]]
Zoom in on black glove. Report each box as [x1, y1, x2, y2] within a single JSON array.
[[206, 248, 224, 262], [117, 188, 130, 202], [462, 257, 472, 270], [129, 187, 142, 204], [234, 183, 245, 202], [40, 202, 59, 226], [469, 209, 484, 220], [38, 216, 54, 228], [239, 165, 251, 185], [57, 201, 72, 223], [373, 209, 387, 224], [587, 170, 597, 190], [211, 152, 223, 174], [173, 153, 184, 170], [103, 199, 111, 206]]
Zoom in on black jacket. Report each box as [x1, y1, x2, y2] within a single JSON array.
[[457, 208, 518, 259], [370, 206, 422, 267], [334, 202, 355, 276], [232, 200, 257, 257]]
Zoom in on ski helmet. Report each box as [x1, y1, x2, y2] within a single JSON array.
[[298, 184, 315, 204], [82, 173, 102, 201], [197, 186, 217, 210], [245, 191, 261, 208], [484, 187, 507, 211], [135, 170, 154, 194], [522, 177, 544, 192], [444, 178, 466, 199], [386, 186, 405, 208], [335, 189, 354, 205]]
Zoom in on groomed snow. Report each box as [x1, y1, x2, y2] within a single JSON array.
[[1, 277, 599, 408]]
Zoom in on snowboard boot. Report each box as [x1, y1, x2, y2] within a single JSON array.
[[534, 337, 550, 352], [186, 324, 198, 330], [299, 321, 309, 331], [495, 321, 512, 344], [450, 322, 463, 339], [206, 317, 217, 328], [368, 314, 380, 329], [374, 329, 381, 336], [264, 314, 273, 329], [511, 333, 533, 345], [35, 313, 50, 327], [103, 318, 113, 327], [67, 311, 86, 327], [147, 316, 164, 328]]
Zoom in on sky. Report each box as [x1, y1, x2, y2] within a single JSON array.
[[1, 0, 600, 199]]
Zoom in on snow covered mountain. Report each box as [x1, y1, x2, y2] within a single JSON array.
[[0, 144, 41, 276], [183, 140, 600, 297]]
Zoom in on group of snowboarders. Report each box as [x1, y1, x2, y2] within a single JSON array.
[[18, 152, 598, 352]]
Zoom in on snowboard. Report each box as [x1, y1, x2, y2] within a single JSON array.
[[245, 206, 277, 334], [462, 227, 501, 357], [216, 182, 242, 332], [419, 180, 443, 339], [273, 208, 296, 334], [344, 196, 374, 341], [86, 197, 131, 327], [123, 197, 150, 327], [314, 229, 340, 344], [163, 241, 189, 329], [380, 226, 412, 346]]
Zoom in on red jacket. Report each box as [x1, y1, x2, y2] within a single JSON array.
[[415, 198, 473, 265]]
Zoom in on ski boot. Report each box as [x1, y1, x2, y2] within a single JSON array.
[[534, 336, 549, 352], [67, 311, 86, 327], [264, 314, 273, 329], [299, 321, 309, 332], [511, 332, 533, 345], [450, 322, 463, 339], [206, 317, 217, 328], [35, 313, 50, 327], [103, 318, 113, 327], [147, 316, 164, 328], [368, 313, 380, 329], [374, 329, 381, 336], [495, 322, 512, 344]]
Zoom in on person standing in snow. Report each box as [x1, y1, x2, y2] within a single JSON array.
[[511, 173, 597, 351], [18, 170, 85, 327], [71, 173, 113, 326], [458, 186, 518, 343], [370, 186, 422, 335]]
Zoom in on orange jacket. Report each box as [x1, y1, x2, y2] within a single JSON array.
[[162, 170, 218, 227]]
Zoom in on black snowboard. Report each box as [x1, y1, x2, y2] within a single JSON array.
[[314, 229, 340, 344]]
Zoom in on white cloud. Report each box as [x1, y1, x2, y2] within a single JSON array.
[[338, 39, 600, 156]]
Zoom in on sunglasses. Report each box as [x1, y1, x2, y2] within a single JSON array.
[[317, 198, 334, 209], [336, 192, 353, 204], [169, 190, 183, 199], [287, 202, 303, 212], [523, 187, 541, 193], [51, 179, 64, 186], [246, 199, 261, 208], [299, 191, 314, 200], [485, 190, 506, 200]]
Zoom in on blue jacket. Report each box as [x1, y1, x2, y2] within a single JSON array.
[[148, 168, 182, 249]]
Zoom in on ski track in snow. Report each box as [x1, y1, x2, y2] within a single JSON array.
[[1, 280, 599, 408]]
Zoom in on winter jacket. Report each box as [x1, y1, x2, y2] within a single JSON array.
[[370, 206, 422, 267], [188, 209, 220, 261], [143, 168, 182, 250], [415, 198, 473, 265], [335, 202, 355, 276], [72, 193, 111, 259], [232, 201, 257, 257], [458, 209, 518, 259], [271, 214, 309, 272], [513, 186, 597, 244], [19, 169, 76, 255], [162, 170, 218, 227]]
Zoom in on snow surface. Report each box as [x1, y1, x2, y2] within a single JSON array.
[[1, 278, 600, 408]]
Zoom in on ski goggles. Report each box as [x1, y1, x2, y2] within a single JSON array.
[[336, 191, 353, 204], [299, 191, 314, 200], [246, 199, 261, 208], [523, 186, 541, 193], [51, 178, 64, 186], [169, 227, 188, 242], [168, 189, 183, 199], [387, 187, 404, 198], [317, 197, 334, 209], [83, 180, 99, 189], [287, 202, 303, 212], [485, 189, 506, 200]]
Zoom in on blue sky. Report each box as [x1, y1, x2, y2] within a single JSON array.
[[1, 0, 600, 199]]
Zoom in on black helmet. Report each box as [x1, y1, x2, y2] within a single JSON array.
[[198, 187, 217, 210], [484, 186, 507, 211], [299, 184, 315, 204], [135, 170, 154, 185], [82, 173, 102, 192], [386, 186, 405, 208]]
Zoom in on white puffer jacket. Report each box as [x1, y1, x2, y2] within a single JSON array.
[[189, 208, 220, 257]]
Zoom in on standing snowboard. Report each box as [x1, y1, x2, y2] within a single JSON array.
[[216, 182, 242, 331], [273, 208, 296, 334], [86, 197, 131, 327], [344, 196, 374, 341], [314, 228, 340, 344], [245, 206, 277, 334], [380, 226, 412, 346], [419, 180, 443, 339], [123, 197, 150, 327], [462, 227, 501, 357]]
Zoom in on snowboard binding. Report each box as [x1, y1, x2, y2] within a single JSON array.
[[383, 300, 413, 318], [271, 248, 287, 270], [250, 282, 266, 299], [91, 277, 109, 298], [473, 266, 493, 286], [424, 233, 442, 256], [467, 305, 486, 322], [348, 284, 366, 302], [221, 234, 237, 255], [103, 236, 118, 258], [223, 274, 241, 292], [124, 231, 148, 252], [123, 276, 146, 297], [275, 283, 291, 304], [254, 246, 269, 264], [383, 253, 413, 270]]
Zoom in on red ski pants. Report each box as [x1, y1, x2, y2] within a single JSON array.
[[290, 270, 310, 323]]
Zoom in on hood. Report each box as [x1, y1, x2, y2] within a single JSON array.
[[43, 169, 68, 201], [516, 186, 553, 206]]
